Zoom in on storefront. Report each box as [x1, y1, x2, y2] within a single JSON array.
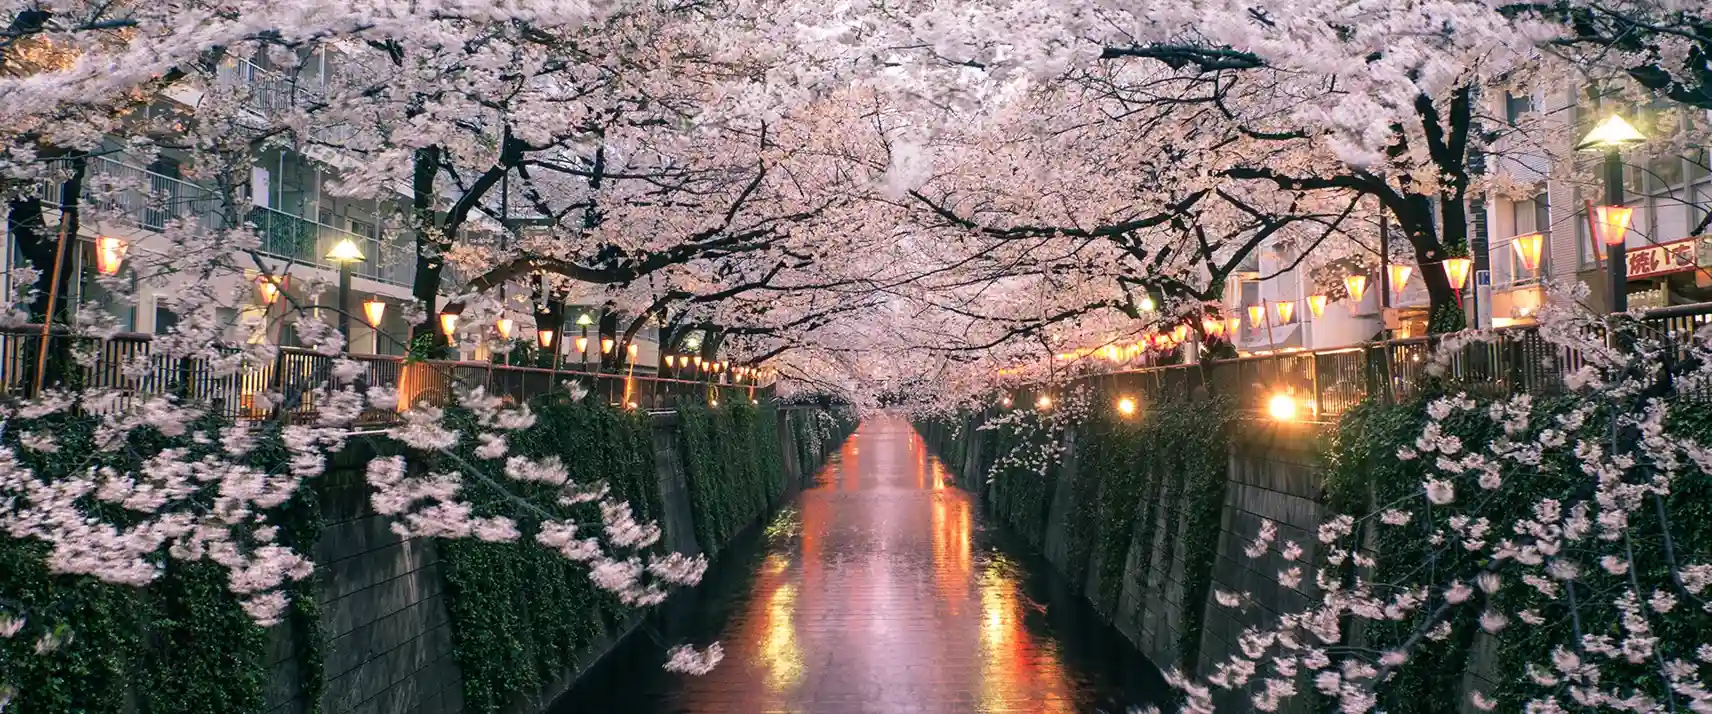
[[1623, 236, 1709, 309]]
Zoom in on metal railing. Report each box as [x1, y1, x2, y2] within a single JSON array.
[[1, 328, 768, 423], [1033, 304, 1712, 422]]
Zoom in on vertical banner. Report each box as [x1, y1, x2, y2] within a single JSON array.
[[1475, 270, 1493, 329]]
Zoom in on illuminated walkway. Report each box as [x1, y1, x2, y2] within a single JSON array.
[[556, 416, 1162, 713]]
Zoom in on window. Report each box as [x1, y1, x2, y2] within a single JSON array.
[[1493, 194, 1549, 286], [1505, 91, 1533, 125], [153, 302, 179, 335]]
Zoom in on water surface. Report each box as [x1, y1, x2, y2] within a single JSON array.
[[554, 416, 1167, 713]]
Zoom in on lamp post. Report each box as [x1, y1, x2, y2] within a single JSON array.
[[1577, 114, 1647, 313], [575, 313, 594, 368], [324, 238, 366, 350]]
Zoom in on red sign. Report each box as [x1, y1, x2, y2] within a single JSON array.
[[1626, 238, 1698, 279]]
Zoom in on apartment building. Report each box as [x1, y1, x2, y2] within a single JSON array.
[[1, 52, 664, 368], [1228, 85, 1712, 354]]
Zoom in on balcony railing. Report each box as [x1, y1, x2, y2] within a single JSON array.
[[246, 206, 414, 286], [42, 154, 415, 288], [0, 328, 767, 423]]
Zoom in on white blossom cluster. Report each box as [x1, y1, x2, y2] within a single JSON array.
[[1181, 303, 1712, 713]]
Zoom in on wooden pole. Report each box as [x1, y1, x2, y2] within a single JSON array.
[[32, 211, 75, 395]]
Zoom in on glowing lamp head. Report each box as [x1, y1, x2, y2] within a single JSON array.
[[1225, 316, 1242, 335], [325, 238, 365, 263], [1441, 257, 1473, 291], [666, 355, 677, 368], [1267, 393, 1298, 421], [1344, 274, 1368, 303], [1171, 324, 1189, 343], [627, 342, 639, 359], [495, 318, 514, 339], [1275, 300, 1296, 324], [1511, 232, 1544, 272], [1116, 396, 1138, 417], [438, 312, 459, 337], [1035, 395, 1052, 410], [710, 399, 719, 407], [1139, 295, 1156, 312], [576, 313, 594, 327], [1306, 294, 1327, 318], [1576, 114, 1646, 151], [575, 336, 589, 353], [1204, 317, 1223, 337], [95, 236, 128, 276], [600, 337, 614, 354], [1592, 205, 1634, 246], [362, 297, 386, 328], [537, 329, 555, 349], [1388, 264, 1413, 294], [1248, 304, 1266, 327]]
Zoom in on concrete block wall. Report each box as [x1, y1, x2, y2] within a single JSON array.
[[1196, 421, 1328, 712]]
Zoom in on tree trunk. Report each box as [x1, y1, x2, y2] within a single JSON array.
[[409, 146, 448, 355]]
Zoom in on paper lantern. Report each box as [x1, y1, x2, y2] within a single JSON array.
[[1344, 274, 1368, 303], [362, 298, 386, 328], [1511, 232, 1543, 272], [95, 236, 128, 276]]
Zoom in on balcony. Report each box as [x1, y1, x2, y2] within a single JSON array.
[[246, 206, 415, 286], [45, 154, 416, 288]]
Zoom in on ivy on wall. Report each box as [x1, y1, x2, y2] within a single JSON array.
[[438, 398, 810, 714], [931, 396, 1233, 671], [434, 397, 657, 714], [1320, 396, 1712, 714], [0, 397, 839, 714], [677, 402, 789, 555], [0, 416, 320, 714]]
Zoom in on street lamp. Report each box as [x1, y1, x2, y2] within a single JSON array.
[[1275, 300, 1296, 324], [495, 318, 515, 340], [324, 238, 366, 350], [1116, 396, 1138, 417], [1268, 393, 1298, 421], [1577, 114, 1646, 312], [95, 236, 128, 276], [538, 328, 555, 349]]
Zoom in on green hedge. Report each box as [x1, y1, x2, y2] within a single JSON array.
[[0, 415, 322, 714]]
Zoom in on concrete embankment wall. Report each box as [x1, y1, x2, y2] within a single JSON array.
[[919, 411, 1328, 695], [267, 405, 853, 714]]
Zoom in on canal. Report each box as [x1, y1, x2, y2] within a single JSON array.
[[553, 416, 1169, 713]]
